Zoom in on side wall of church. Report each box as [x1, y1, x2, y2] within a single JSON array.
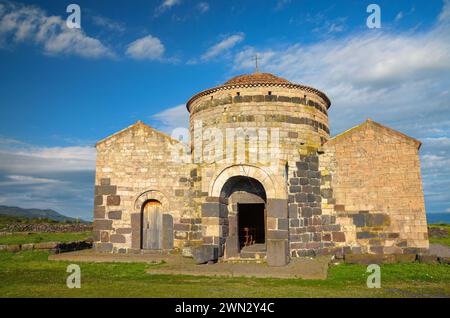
[[321, 121, 429, 254], [93, 122, 201, 253]]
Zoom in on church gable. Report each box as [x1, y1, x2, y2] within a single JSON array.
[[325, 119, 421, 150], [96, 120, 182, 151]]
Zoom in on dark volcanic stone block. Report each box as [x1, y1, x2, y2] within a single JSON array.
[[96, 185, 117, 195], [332, 232, 346, 242], [130, 213, 141, 249], [367, 214, 390, 227], [108, 210, 122, 220], [299, 178, 309, 185], [295, 193, 307, 203], [94, 206, 105, 219], [107, 195, 120, 206], [296, 162, 308, 170], [418, 255, 439, 264], [162, 214, 174, 249], [289, 185, 301, 193], [192, 245, 219, 264], [278, 218, 288, 230], [94, 195, 103, 206], [116, 228, 132, 235], [301, 207, 313, 218], [356, 231, 376, 239], [100, 178, 110, 186], [267, 239, 288, 266], [201, 203, 227, 218], [110, 234, 125, 243], [267, 230, 288, 240], [352, 214, 366, 227], [94, 242, 113, 253], [174, 223, 190, 231], [288, 204, 298, 218], [307, 194, 316, 202], [252, 95, 264, 102], [94, 219, 112, 231], [267, 199, 288, 218], [345, 253, 395, 265]]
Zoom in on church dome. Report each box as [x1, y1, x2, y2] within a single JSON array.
[[186, 72, 331, 111], [224, 73, 292, 86]]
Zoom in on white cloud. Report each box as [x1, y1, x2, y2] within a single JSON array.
[[0, 138, 95, 220], [275, 0, 291, 10], [0, 143, 96, 174], [395, 11, 404, 22], [0, 175, 64, 186], [126, 35, 165, 60], [200, 33, 245, 61], [150, 104, 189, 134], [197, 2, 210, 13], [91, 15, 125, 33], [232, 4, 450, 135], [155, 0, 182, 16], [231, 1, 450, 214], [0, 1, 114, 59]]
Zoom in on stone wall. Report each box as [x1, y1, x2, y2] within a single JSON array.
[[322, 119, 429, 253], [287, 153, 347, 257], [188, 82, 331, 263], [189, 86, 330, 167], [93, 121, 198, 252], [0, 223, 91, 233]]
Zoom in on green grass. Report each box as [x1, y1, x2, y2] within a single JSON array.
[[429, 224, 450, 247], [0, 250, 449, 298], [0, 232, 92, 245]]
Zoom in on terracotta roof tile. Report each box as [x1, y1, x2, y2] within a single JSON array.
[[224, 73, 292, 85]]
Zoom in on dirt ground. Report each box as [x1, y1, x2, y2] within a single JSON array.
[[49, 249, 331, 279]]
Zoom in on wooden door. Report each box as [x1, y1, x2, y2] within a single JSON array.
[[142, 200, 162, 249]]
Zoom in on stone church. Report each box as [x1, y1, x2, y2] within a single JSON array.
[[92, 72, 429, 266]]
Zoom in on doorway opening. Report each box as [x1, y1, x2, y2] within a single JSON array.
[[237, 203, 265, 249], [141, 199, 162, 250]]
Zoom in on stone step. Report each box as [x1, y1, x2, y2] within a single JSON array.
[[239, 244, 267, 259], [240, 251, 267, 259], [219, 257, 266, 264]]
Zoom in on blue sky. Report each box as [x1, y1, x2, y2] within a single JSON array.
[[0, 0, 449, 220]]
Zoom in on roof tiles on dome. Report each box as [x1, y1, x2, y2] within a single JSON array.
[[224, 73, 292, 85], [186, 72, 331, 111]]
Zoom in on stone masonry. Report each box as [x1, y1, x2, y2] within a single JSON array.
[[93, 72, 429, 265]]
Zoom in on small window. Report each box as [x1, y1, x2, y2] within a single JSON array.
[[268, 91, 272, 95], [211, 96, 214, 100], [236, 92, 240, 96]]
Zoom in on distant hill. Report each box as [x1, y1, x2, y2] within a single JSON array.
[[0, 206, 89, 223], [427, 213, 450, 224]]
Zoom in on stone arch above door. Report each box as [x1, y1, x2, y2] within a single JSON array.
[[209, 164, 282, 199], [134, 190, 169, 212], [131, 190, 172, 250]]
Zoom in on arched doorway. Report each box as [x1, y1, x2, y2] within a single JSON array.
[[141, 199, 163, 249], [220, 176, 267, 258]]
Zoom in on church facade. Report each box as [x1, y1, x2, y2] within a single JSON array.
[[92, 73, 429, 266]]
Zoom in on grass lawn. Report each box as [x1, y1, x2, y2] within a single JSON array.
[[429, 224, 450, 247], [0, 250, 449, 298], [0, 232, 92, 245]]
